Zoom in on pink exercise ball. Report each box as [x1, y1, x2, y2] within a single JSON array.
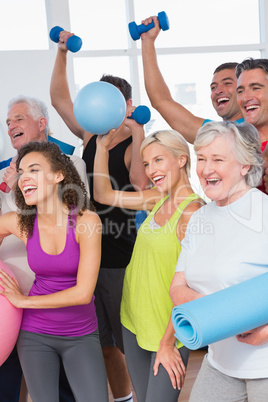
[[0, 260, 23, 366]]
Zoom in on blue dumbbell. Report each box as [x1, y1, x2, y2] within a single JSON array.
[[128, 11, 169, 41], [128, 105, 151, 125], [49, 26, 82, 53]]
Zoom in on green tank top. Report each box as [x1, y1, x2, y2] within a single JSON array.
[[121, 193, 201, 352]]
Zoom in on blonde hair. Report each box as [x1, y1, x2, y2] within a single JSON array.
[[140, 130, 191, 177]]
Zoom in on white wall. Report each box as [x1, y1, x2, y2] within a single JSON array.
[[1, 0, 268, 162], [0, 0, 82, 161], [0, 49, 82, 161]]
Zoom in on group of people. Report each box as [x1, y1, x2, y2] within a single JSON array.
[[0, 13, 268, 402]]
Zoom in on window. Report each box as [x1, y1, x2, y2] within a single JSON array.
[[69, 0, 262, 113], [73, 56, 131, 91], [67, 0, 264, 190], [0, 0, 266, 166], [133, 0, 260, 48], [69, 0, 128, 50], [138, 50, 261, 133], [0, 0, 48, 50]]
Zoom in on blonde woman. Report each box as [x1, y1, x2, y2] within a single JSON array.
[[94, 129, 204, 402]]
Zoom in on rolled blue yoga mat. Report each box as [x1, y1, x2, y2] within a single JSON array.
[[172, 272, 268, 350]]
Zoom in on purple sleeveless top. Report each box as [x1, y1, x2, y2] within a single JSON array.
[[21, 215, 98, 336]]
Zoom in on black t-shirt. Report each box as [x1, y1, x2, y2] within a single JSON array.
[[83, 135, 137, 269]]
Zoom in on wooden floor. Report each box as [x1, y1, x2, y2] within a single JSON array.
[[108, 349, 206, 402], [179, 349, 206, 402]]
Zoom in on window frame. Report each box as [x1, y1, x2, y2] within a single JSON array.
[[44, 0, 268, 105]]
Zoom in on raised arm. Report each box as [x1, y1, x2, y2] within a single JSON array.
[[50, 31, 88, 142], [124, 105, 150, 190], [94, 130, 160, 211], [0, 211, 101, 309], [141, 16, 205, 144]]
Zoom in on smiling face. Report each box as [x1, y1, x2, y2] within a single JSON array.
[[196, 135, 250, 206], [142, 143, 186, 194], [237, 68, 268, 138], [210, 69, 242, 121], [6, 103, 47, 151], [18, 152, 63, 207]]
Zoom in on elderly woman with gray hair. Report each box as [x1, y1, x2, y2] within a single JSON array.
[[170, 120, 268, 401]]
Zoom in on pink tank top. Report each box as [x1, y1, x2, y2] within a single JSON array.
[[21, 214, 98, 336]]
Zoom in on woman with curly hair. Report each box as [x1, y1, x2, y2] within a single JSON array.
[[0, 141, 108, 402]]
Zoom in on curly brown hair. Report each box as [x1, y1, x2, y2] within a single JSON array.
[[15, 141, 92, 238]]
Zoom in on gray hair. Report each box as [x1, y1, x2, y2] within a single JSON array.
[[8, 95, 49, 137], [236, 58, 268, 79], [194, 121, 263, 188], [140, 129, 191, 177]]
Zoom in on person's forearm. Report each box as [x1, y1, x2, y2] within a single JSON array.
[[50, 50, 69, 108], [94, 137, 157, 210], [21, 284, 95, 309], [50, 50, 84, 139], [93, 142, 116, 205], [141, 39, 205, 144], [142, 39, 172, 108], [160, 316, 178, 347], [129, 126, 150, 190], [170, 284, 203, 306]]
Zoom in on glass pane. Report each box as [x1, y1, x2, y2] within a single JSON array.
[[0, 0, 48, 50], [133, 0, 260, 48], [69, 0, 128, 50], [138, 50, 261, 196], [73, 56, 131, 93]]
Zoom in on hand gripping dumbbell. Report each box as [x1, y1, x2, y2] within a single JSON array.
[[49, 26, 82, 53], [128, 11, 169, 41], [128, 106, 151, 125]]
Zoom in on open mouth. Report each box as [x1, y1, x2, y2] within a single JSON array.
[[245, 105, 259, 113], [206, 178, 221, 186], [13, 133, 23, 139], [23, 185, 37, 197], [217, 97, 229, 107], [152, 175, 165, 186]]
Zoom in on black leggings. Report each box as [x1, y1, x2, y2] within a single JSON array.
[[122, 326, 190, 402], [17, 330, 108, 402]]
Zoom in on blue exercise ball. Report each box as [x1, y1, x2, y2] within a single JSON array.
[[73, 81, 127, 135]]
